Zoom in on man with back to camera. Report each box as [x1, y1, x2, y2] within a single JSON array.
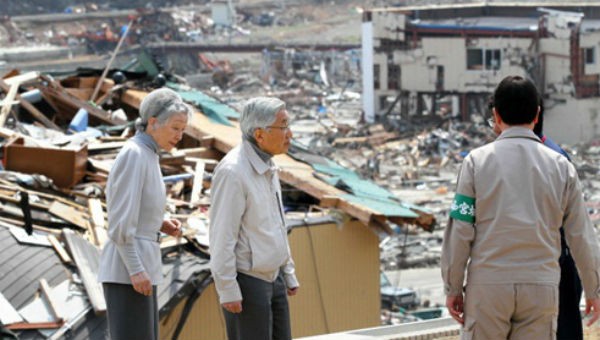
[[442, 75, 600, 339], [487, 97, 585, 339], [209, 97, 299, 340]]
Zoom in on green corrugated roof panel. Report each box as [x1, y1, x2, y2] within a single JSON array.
[[341, 194, 419, 218], [321, 176, 396, 202], [313, 162, 360, 179], [313, 162, 420, 219], [168, 83, 238, 126]]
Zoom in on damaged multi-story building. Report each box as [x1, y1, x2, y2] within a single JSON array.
[[361, 2, 600, 144]]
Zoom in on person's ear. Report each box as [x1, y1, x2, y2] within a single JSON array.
[[533, 106, 540, 124], [253, 128, 263, 143], [147, 117, 158, 131], [493, 107, 501, 125]]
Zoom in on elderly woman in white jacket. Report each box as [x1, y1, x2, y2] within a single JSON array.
[[98, 88, 192, 340]]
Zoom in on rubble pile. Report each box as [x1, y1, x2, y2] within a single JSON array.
[[0, 70, 218, 337]]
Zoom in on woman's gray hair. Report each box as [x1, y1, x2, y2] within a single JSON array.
[[135, 88, 193, 131], [240, 97, 286, 140]]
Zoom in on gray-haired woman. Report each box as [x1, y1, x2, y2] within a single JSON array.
[[98, 88, 193, 340]]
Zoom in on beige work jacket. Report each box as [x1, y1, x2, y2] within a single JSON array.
[[441, 127, 600, 299]]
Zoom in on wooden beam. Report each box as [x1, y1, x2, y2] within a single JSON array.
[[87, 141, 126, 152], [319, 196, 340, 208], [6, 321, 64, 330], [0, 78, 60, 130], [63, 229, 106, 315], [0, 81, 19, 126], [38, 75, 125, 126], [39, 279, 64, 323], [87, 198, 108, 247], [179, 146, 223, 160], [49, 201, 90, 230], [190, 159, 205, 206], [160, 151, 186, 166], [0, 216, 60, 235], [3, 71, 40, 86], [184, 157, 217, 172], [47, 234, 73, 264]]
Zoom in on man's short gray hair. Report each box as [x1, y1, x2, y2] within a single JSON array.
[[240, 97, 286, 140], [136, 88, 193, 131]]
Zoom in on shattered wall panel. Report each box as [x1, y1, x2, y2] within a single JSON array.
[[372, 11, 406, 41], [540, 37, 572, 93], [545, 97, 600, 143]]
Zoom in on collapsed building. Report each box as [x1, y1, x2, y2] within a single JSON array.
[[0, 54, 438, 339], [361, 2, 600, 144]]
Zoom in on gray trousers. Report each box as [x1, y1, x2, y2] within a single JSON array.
[[223, 272, 291, 340], [103, 282, 158, 340]]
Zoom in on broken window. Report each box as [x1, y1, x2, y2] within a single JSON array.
[[374, 64, 381, 89], [467, 48, 501, 70], [485, 49, 501, 70], [388, 64, 400, 90], [585, 47, 596, 65]]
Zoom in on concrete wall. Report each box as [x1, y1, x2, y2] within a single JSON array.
[[581, 30, 600, 75], [544, 97, 600, 144], [388, 37, 530, 94], [540, 38, 572, 95], [372, 11, 405, 41]]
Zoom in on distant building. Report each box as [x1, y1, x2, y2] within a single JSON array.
[[362, 2, 600, 143], [211, 0, 236, 27]]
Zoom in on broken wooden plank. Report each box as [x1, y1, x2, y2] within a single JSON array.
[[190, 160, 205, 206], [0, 192, 49, 210], [332, 136, 368, 146], [87, 198, 108, 247], [0, 216, 60, 235], [185, 157, 217, 172], [63, 229, 106, 314], [0, 81, 19, 126], [87, 141, 126, 152], [39, 75, 124, 126], [319, 195, 341, 208], [0, 78, 60, 130], [47, 234, 73, 264], [160, 151, 186, 166], [180, 146, 223, 160], [39, 279, 64, 324], [5, 321, 64, 330], [48, 201, 90, 230]]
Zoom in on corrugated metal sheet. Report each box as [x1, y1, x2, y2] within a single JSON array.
[[0, 226, 108, 340], [311, 161, 420, 219], [169, 82, 238, 126], [288, 221, 381, 337]]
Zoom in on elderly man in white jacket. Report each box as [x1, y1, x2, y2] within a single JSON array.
[[210, 96, 299, 340]]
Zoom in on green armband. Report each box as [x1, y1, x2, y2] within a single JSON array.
[[449, 193, 475, 223]]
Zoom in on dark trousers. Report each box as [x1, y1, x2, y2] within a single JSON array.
[[103, 283, 158, 340], [557, 229, 583, 340], [223, 272, 291, 340]]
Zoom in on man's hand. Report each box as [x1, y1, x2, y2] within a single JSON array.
[[130, 271, 152, 296], [287, 287, 299, 296], [446, 295, 464, 325], [223, 301, 242, 313], [585, 298, 600, 326], [161, 219, 183, 237]]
